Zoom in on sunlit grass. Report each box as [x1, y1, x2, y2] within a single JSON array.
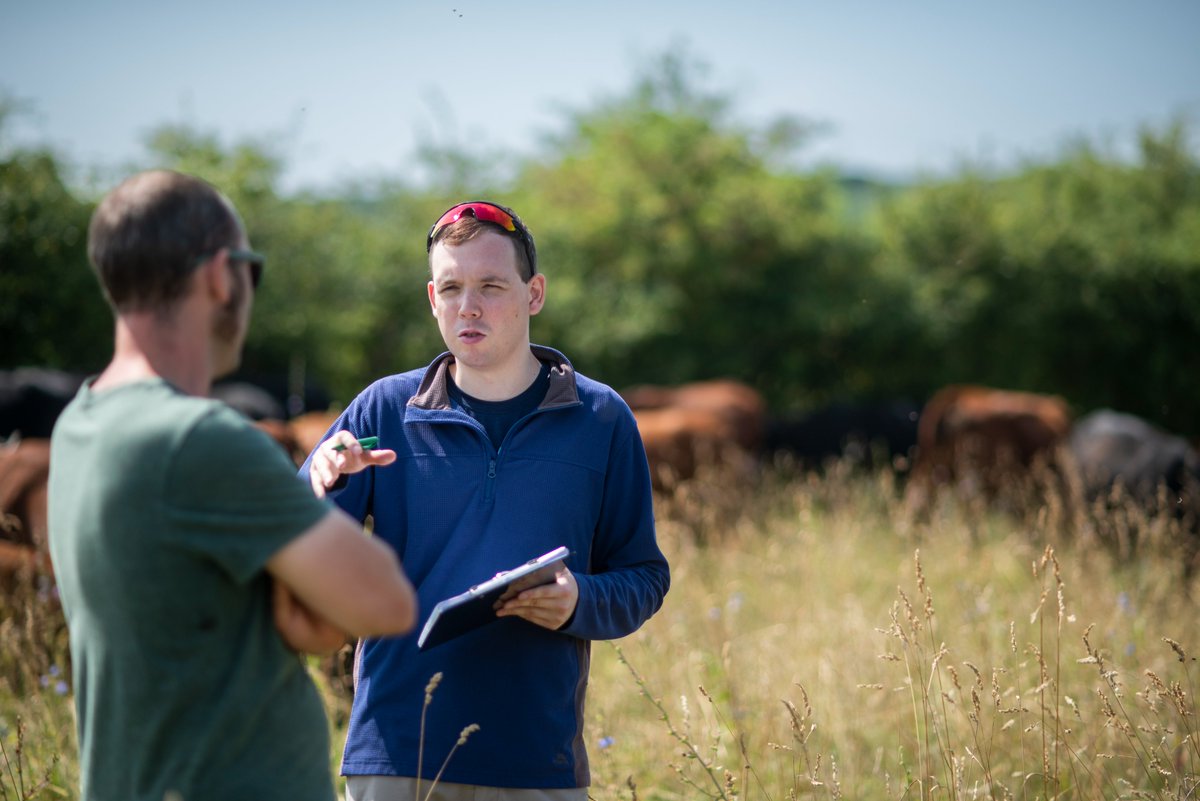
[[584, 463, 1198, 800], [3, 462, 1197, 800]]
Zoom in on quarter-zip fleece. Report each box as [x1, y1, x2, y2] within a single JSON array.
[[299, 346, 669, 788]]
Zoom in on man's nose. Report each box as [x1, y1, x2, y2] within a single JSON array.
[[458, 289, 482, 318]]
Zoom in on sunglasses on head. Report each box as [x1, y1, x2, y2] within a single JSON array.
[[426, 201, 537, 275], [225, 248, 265, 289]]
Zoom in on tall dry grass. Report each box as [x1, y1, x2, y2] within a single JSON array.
[[583, 460, 1198, 800], [0, 574, 73, 800], [2, 460, 1196, 800]]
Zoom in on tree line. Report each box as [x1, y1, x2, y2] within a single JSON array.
[[3, 54, 1198, 436]]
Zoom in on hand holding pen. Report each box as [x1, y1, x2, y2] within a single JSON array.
[[309, 433, 396, 499]]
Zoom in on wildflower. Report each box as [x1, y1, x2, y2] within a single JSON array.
[[726, 592, 744, 614], [598, 736, 615, 749], [54, 680, 69, 695], [1117, 591, 1132, 614]]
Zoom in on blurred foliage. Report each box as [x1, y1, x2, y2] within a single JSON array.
[[2, 57, 1197, 434], [876, 120, 1200, 433], [0, 136, 108, 369]]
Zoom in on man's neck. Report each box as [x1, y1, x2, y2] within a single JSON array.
[[94, 312, 215, 397], [451, 349, 542, 402]]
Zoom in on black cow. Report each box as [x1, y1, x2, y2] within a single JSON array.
[[764, 399, 921, 473], [1069, 409, 1200, 514], [210, 381, 287, 421], [0, 368, 87, 439], [1068, 409, 1200, 574], [217, 370, 332, 419]]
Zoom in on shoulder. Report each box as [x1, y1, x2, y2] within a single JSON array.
[[569, 371, 638, 430], [572, 371, 623, 404], [572, 369, 628, 409], [178, 401, 289, 466], [351, 369, 428, 409]]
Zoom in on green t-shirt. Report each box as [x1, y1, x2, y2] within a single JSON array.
[[48, 378, 336, 801]]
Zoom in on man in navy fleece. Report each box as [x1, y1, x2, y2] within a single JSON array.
[[301, 201, 670, 801]]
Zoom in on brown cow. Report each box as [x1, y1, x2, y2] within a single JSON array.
[[632, 407, 736, 492], [624, 380, 766, 492], [287, 410, 342, 465], [622, 379, 766, 454], [0, 438, 54, 585], [906, 385, 1071, 516]]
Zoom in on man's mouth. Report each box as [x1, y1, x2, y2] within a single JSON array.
[[458, 329, 485, 344]]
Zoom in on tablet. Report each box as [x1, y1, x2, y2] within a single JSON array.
[[416, 546, 571, 651]]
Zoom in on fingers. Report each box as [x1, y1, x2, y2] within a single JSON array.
[[496, 569, 578, 630], [307, 431, 396, 498]]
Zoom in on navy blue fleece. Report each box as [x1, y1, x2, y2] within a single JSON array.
[[299, 346, 669, 788]]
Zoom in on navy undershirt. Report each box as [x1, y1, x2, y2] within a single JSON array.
[[448, 364, 551, 449]]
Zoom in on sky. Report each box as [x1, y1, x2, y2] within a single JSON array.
[[2, 0, 1198, 194]]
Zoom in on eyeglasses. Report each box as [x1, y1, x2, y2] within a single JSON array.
[[426, 201, 537, 275], [225, 248, 265, 289]]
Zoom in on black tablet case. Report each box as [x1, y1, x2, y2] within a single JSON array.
[[416, 546, 570, 650]]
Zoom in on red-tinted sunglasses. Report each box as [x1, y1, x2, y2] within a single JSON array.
[[426, 201, 537, 275]]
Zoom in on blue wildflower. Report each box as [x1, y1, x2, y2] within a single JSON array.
[[1117, 592, 1132, 614], [598, 736, 615, 749]]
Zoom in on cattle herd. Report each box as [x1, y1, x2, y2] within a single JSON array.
[[3, 368, 1199, 592]]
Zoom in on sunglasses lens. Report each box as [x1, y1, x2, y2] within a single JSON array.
[[430, 202, 518, 241], [250, 262, 262, 289], [468, 204, 516, 232], [427, 202, 534, 274]]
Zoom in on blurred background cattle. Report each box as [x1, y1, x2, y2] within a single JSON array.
[[0, 368, 86, 440], [0, 438, 54, 589], [1067, 409, 1200, 573], [5, 364, 1199, 590], [621, 380, 766, 492], [764, 399, 921, 474], [1069, 409, 1200, 514], [904, 385, 1072, 517]]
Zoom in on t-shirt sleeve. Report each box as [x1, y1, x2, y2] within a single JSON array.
[[164, 406, 333, 584]]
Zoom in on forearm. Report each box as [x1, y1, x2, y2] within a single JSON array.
[[561, 562, 670, 641], [267, 510, 417, 639], [272, 580, 351, 655]]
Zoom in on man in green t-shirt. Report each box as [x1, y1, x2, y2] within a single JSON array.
[[47, 170, 416, 801]]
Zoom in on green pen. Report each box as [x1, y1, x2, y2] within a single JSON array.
[[332, 436, 379, 452]]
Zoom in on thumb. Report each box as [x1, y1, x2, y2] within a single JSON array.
[[365, 448, 398, 467]]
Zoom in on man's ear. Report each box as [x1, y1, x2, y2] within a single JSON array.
[[427, 280, 438, 316], [528, 274, 546, 316], [200, 250, 233, 305]]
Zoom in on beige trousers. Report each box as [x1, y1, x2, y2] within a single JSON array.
[[345, 776, 588, 801]]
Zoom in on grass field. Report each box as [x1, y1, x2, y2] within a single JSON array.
[[3, 463, 1197, 800]]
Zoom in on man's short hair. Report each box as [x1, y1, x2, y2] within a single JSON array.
[[87, 170, 243, 312], [431, 217, 536, 282]]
